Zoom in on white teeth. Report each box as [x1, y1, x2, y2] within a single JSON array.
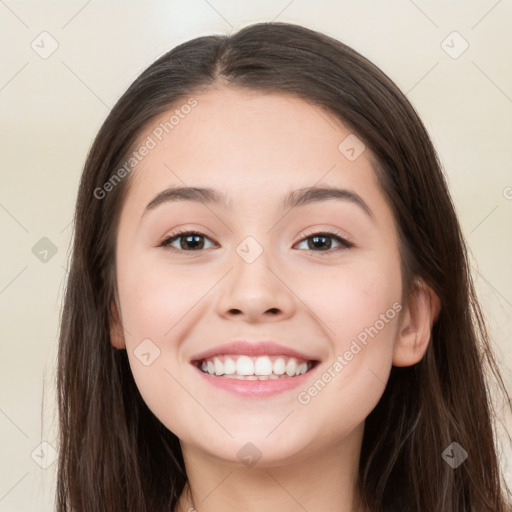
[[198, 354, 314, 379], [273, 357, 286, 375], [223, 357, 236, 375], [213, 357, 224, 376], [285, 358, 297, 376], [254, 356, 273, 375], [296, 362, 308, 376], [236, 355, 254, 376]]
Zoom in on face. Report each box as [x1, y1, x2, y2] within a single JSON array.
[[111, 86, 408, 467]]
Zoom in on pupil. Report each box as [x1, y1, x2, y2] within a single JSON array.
[[182, 234, 203, 250], [310, 235, 331, 250]]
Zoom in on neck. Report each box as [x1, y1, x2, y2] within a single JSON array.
[[175, 424, 368, 512]]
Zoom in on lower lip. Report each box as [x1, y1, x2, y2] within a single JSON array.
[[191, 363, 319, 397]]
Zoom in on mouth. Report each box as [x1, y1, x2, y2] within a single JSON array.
[[189, 340, 321, 396], [192, 354, 320, 380]]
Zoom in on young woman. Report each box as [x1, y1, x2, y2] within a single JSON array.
[[56, 21, 512, 511]]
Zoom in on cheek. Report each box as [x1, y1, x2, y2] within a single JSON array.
[[115, 252, 213, 411], [303, 257, 400, 327], [116, 254, 205, 426], [292, 259, 402, 433], [297, 256, 402, 372], [117, 252, 207, 340]]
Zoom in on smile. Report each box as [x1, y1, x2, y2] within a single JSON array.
[[191, 355, 321, 397], [196, 355, 316, 380]]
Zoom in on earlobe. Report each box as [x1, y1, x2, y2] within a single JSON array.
[[393, 280, 440, 367], [109, 301, 126, 349]]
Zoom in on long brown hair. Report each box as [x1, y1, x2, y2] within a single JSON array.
[[57, 21, 512, 511]]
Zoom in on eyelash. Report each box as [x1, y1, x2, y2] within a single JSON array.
[[159, 228, 354, 255]]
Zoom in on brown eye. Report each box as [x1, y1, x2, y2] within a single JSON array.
[[295, 232, 353, 253], [160, 231, 217, 251], [159, 229, 352, 254]]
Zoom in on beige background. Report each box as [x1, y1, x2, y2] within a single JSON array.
[[1, 1, 511, 510]]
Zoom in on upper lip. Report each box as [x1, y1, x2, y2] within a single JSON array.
[[190, 340, 319, 362]]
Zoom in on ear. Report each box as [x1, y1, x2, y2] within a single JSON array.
[[110, 301, 126, 349], [393, 279, 441, 367]]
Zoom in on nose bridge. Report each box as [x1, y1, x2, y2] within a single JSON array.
[[235, 233, 267, 267], [215, 232, 295, 320], [229, 207, 274, 267], [231, 232, 278, 293]]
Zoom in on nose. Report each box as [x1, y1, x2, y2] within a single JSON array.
[[215, 243, 297, 323]]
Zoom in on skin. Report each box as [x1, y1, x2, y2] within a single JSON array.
[[110, 85, 440, 512]]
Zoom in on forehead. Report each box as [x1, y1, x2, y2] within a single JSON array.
[[123, 86, 387, 219]]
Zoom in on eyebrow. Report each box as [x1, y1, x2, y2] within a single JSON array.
[[142, 185, 374, 219]]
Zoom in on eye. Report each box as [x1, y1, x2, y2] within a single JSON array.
[[159, 229, 217, 252], [159, 229, 353, 253], [294, 230, 353, 253]]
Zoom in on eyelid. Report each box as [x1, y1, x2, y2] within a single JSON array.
[[295, 227, 354, 249], [158, 228, 218, 249]]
